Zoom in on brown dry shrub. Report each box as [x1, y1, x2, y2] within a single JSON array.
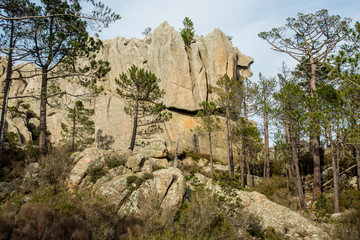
[[11, 203, 90, 240], [38, 145, 74, 186]]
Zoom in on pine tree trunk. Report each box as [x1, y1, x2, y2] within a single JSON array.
[[331, 139, 340, 213], [356, 145, 360, 191], [240, 143, 245, 188], [208, 130, 214, 174], [312, 135, 321, 200], [284, 117, 295, 188], [309, 56, 322, 201], [129, 101, 139, 151], [71, 109, 76, 151], [263, 109, 270, 179], [246, 157, 253, 187], [290, 125, 306, 209], [225, 106, 234, 177], [39, 67, 48, 155], [0, 20, 14, 151]]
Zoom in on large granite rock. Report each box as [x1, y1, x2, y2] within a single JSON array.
[[91, 166, 186, 221], [1, 22, 253, 161]]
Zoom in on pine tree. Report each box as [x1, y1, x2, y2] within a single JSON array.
[[214, 74, 243, 177], [274, 74, 307, 210], [61, 100, 95, 151], [253, 73, 276, 179], [0, 0, 39, 150], [194, 101, 221, 174], [259, 9, 351, 201], [30, 0, 119, 155], [232, 118, 262, 187], [115, 65, 172, 151], [180, 17, 195, 46]]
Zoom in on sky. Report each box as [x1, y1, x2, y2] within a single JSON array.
[[92, 0, 360, 80]]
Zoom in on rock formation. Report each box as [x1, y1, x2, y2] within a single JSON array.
[[1, 21, 253, 160], [65, 147, 329, 239]]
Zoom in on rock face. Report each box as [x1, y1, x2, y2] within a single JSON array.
[[1, 22, 253, 160], [67, 148, 185, 222], [66, 148, 329, 239]]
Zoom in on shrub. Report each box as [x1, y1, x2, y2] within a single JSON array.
[[263, 227, 287, 240], [252, 176, 298, 210], [105, 156, 127, 169], [185, 152, 201, 161], [142, 172, 154, 180], [332, 208, 360, 240], [314, 193, 331, 222], [87, 166, 108, 183], [20, 103, 30, 109], [137, 189, 262, 239], [339, 189, 360, 211], [213, 174, 243, 193], [126, 175, 143, 189], [38, 146, 74, 186]]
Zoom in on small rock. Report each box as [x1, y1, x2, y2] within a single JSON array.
[[125, 154, 146, 172], [0, 182, 17, 198]]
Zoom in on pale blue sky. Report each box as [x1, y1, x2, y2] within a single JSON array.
[[94, 0, 360, 80]]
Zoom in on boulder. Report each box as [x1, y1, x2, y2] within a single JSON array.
[[349, 176, 358, 189], [151, 158, 170, 168], [118, 167, 186, 220], [125, 154, 147, 172], [67, 148, 111, 189], [93, 167, 186, 221], [134, 138, 168, 158], [0, 182, 17, 199]]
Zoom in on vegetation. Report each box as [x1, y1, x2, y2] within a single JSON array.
[[1, 5, 360, 240], [213, 74, 243, 178], [180, 17, 195, 46], [0, 0, 119, 155], [61, 100, 95, 151], [105, 156, 127, 169], [259, 9, 351, 202], [115, 65, 172, 151], [193, 101, 220, 173]]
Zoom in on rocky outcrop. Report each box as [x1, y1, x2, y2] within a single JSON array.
[[66, 148, 329, 239], [1, 22, 253, 160], [190, 173, 329, 240], [67, 148, 185, 221]]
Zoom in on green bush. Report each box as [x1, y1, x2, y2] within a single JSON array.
[[314, 193, 331, 222], [263, 227, 286, 240], [126, 175, 143, 189], [87, 166, 108, 183], [253, 176, 287, 197], [20, 103, 30, 109], [339, 189, 360, 211], [213, 174, 243, 191], [142, 172, 154, 180], [105, 156, 127, 169], [252, 176, 298, 210], [185, 152, 201, 161], [137, 189, 263, 239]]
